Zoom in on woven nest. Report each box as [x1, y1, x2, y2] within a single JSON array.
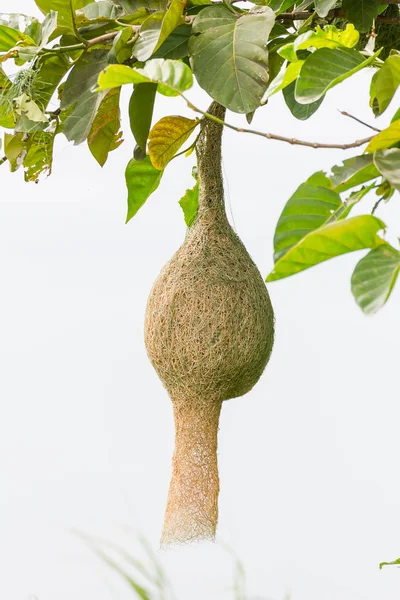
[[144, 102, 275, 546]]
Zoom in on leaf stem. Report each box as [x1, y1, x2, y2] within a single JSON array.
[[0, 156, 7, 167]]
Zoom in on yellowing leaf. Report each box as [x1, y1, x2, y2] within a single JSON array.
[[366, 120, 400, 153], [88, 88, 123, 167], [148, 115, 200, 170]]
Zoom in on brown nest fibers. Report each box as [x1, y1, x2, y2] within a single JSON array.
[[144, 101, 275, 546]]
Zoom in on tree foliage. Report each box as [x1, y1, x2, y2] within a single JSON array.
[[1, 0, 400, 313]]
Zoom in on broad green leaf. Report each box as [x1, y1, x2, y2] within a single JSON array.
[[133, 13, 163, 61], [152, 23, 191, 59], [38, 10, 58, 48], [342, 0, 380, 32], [283, 81, 323, 120], [366, 119, 400, 152], [148, 115, 199, 169], [79, 1, 122, 20], [189, 5, 275, 114], [14, 114, 48, 133], [62, 50, 109, 144], [370, 55, 400, 116], [63, 91, 106, 144], [374, 148, 400, 190], [88, 88, 123, 166], [97, 59, 193, 96], [179, 181, 199, 226], [0, 67, 15, 128], [129, 82, 157, 152], [295, 47, 380, 104], [34, 0, 92, 33], [280, 24, 360, 61], [0, 13, 39, 36], [0, 24, 34, 51], [267, 215, 385, 282], [32, 53, 71, 110], [262, 60, 304, 100], [331, 154, 379, 192], [295, 24, 360, 51], [134, 0, 185, 61], [13, 93, 47, 122], [23, 131, 54, 181], [125, 156, 164, 222], [272, 175, 342, 262], [110, 27, 133, 63], [314, 0, 336, 17], [351, 244, 400, 314], [4, 132, 25, 171], [118, 0, 168, 13], [62, 50, 109, 108]]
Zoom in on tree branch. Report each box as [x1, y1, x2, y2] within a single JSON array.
[[279, 8, 400, 23], [182, 96, 374, 150]]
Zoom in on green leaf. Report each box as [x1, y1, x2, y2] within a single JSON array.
[[263, 60, 304, 100], [118, 0, 168, 13], [351, 244, 400, 314], [272, 175, 342, 262], [152, 23, 191, 59], [23, 131, 55, 181], [189, 5, 275, 113], [380, 559, 400, 569], [0, 24, 34, 51], [34, 0, 92, 34], [0, 67, 15, 128], [342, 0, 380, 32], [97, 59, 193, 97], [79, 1, 122, 20], [267, 215, 385, 282], [133, 0, 185, 61], [13, 93, 47, 122], [366, 119, 400, 152], [374, 148, 400, 190], [129, 82, 157, 152], [88, 87, 123, 166], [62, 49, 109, 144], [295, 47, 380, 104], [370, 55, 400, 116], [314, 0, 337, 17], [148, 115, 199, 169], [179, 181, 199, 226], [283, 81, 323, 120], [32, 52, 71, 110], [280, 24, 360, 60], [4, 132, 25, 171], [125, 155, 164, 222], [110, 27, 133, 63], [38, 10, 58, 48], [330, 154, 379, 192]]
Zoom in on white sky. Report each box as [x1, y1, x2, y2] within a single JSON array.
[[1, 2, 400, 600]]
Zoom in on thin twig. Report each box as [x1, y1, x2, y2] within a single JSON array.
[[182, 96, 374, 150], [339, 110, 381, 133], [372, 197, 384, 214], [279, 9, 400, 23], [38, 30, 135, 55], [0, 156, 7, 167]]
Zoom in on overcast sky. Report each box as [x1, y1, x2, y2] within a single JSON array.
[[1, 3, 400, 600]]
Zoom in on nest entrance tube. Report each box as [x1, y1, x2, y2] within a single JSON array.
[[161, 398, 222, 546], [144, 101, 275, 546]]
